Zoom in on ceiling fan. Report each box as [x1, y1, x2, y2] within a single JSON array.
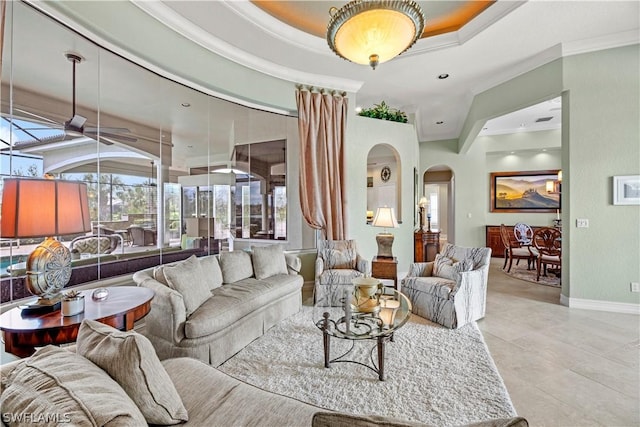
[[12, 53, 138, 147]]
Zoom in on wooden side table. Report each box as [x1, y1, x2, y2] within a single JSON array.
[[415, 229, 441, 262], [372, 256, 398, 291], [0, 286, 154, 357]]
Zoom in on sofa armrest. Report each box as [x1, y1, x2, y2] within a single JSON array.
[[356, 254, 370, 275], [284, 253, 302, 275], [137, 278, 187, 344], [405, 262, 434, 278]]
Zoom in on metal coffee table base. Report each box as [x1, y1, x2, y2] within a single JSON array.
[[320, 312, 393, 381]]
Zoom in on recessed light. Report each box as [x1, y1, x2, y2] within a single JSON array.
[[181, 102, 191, 107], [436, 121, 444, 125], [437, 73, 449, 79], [187, 145, 193, 148], [542, 148, 547, 152], [482, 127, 488, 130], [510, 151, 515, 154]]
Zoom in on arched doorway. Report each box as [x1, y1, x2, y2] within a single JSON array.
[[423, 166, 454, 244]]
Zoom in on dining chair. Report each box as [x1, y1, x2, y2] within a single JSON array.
[[531, 227, 562, 281], [499, 224, 535, 272], [513, 223, 534, 246]]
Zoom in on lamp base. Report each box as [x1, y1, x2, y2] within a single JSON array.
[[375, 233, 395, 258], [19, 295, 63, 315]]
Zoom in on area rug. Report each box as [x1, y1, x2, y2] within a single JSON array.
[[503, 262, 560, 287], [218, 307, 516, 426]]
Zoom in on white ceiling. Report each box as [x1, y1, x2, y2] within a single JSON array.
[[3, 0, 639, 169]]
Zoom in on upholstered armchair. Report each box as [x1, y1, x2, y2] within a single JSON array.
[[314, 240, 370, 301], [401, 244, 492, 329], [70, 234, 121, 255]]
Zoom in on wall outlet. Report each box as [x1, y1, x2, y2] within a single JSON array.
[[631, 282, 640, 293], [576, 218, 589, 228]]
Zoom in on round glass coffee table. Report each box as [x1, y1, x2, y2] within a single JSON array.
[[313, 281, 411, 381]]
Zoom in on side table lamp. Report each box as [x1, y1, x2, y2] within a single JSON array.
[[1, 178, 91, 313], [372, 206, 398, 258]]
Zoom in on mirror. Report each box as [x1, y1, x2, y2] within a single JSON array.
[[366, 144, 400, 223]]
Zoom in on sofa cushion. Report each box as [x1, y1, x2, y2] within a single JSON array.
[[252, 244, 288, 279], [198, 255, 223, 290], [0, 345, 146, 426], [160, 255, 211, 316], [312, 412, 425, 427], [76, 320, 188, 425], [161, 357, 317, 426], [219, 251, 254, 283], [184, 275, 302, 339]]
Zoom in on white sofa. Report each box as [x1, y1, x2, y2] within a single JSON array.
[[402, 244, 492, 329], [132, 245, 303, 367]]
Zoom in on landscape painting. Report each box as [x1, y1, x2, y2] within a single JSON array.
[[490, 170, 561, 213]]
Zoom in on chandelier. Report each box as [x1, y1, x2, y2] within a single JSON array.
[[327, 0, 425, 70]]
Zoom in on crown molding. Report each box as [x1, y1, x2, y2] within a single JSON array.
[[131, 1, 363, 93], [562, 29, 640, 57]]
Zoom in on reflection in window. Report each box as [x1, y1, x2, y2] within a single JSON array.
[[233, 140, 286, 240]]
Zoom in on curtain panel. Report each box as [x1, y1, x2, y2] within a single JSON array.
[[295, 88, 348, 240]]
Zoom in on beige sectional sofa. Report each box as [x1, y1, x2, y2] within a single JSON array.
[[132, 245, 303, 367]]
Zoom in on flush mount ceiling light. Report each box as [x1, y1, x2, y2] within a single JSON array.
[[327, 0, 425, 70]]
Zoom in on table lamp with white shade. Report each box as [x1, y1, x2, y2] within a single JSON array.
[[371, 206, 398, 258]]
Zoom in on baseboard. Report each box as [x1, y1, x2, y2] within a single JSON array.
[[560, 294, 640, 314]]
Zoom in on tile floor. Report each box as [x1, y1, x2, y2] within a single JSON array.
[[479, 259, 639, 427]]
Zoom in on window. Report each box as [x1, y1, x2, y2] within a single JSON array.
[[425, 184, 440, 230]]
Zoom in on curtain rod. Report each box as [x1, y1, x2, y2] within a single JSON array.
[[296, 84, 347, 98]]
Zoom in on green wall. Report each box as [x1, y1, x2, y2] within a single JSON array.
[[421, 45, 639, 309], [562, 45, 640, 306]]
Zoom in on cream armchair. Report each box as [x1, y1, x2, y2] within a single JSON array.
[[315, 240, 370, 301], [401, 244, 492, 329]]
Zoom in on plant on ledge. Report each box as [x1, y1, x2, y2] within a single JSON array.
[[358, 101, 408, 123]]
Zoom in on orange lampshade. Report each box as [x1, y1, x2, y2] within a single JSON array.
[[1, 178, 91, 238]]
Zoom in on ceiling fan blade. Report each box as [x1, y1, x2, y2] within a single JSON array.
[[12, 107, 61, 126], [93, 132, 138, 143], [84, 126, 131, 133]]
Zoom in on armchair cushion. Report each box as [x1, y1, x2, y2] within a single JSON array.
[[318, 269, 364, 286], [219, 251, 254, 283], [252, 244, 288, 279], [318, 240, 357, 270], [402, 276, 456, 299], [76, 320, 188, 425], [159, 255, 211, 316], [434, 254, 473, 282]]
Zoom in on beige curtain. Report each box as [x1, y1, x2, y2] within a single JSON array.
[[296, 88, 348, 240]]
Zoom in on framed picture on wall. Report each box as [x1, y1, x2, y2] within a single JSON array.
[[613, 175, 640, 205], [490, 170, 561, 213]]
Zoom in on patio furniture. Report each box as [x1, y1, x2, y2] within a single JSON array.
[[70, 234, 121, 255], [128, 225, 156, 246]]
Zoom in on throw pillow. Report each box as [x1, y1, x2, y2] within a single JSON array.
[[198, 255, 223, 290], [252, 245, 288, 279], [77, 320, 188, 425], [219, 251, 254, 283], [320, 241, 357, 270], [1, 345, 146, 426], [161, 255, 211, 316], [433, 253, 453, 276]]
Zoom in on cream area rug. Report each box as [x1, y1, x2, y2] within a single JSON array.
[[503, 262, 561, 287], [219, 307, 516, 426]]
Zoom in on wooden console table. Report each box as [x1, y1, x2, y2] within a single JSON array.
[[0, 286, 154, 357], [414, 229, 441, 262]]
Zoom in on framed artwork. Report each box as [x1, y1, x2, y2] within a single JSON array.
[[613, 175, 640, 205], [490, 170, 561, 213]]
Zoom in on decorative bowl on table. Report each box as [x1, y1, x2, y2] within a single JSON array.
[[351, 277, 381, 313]]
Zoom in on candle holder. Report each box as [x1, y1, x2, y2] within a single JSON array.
[[427, 213, 432, 232]]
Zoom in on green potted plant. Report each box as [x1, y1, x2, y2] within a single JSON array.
[[358, 101, 408, 123]]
